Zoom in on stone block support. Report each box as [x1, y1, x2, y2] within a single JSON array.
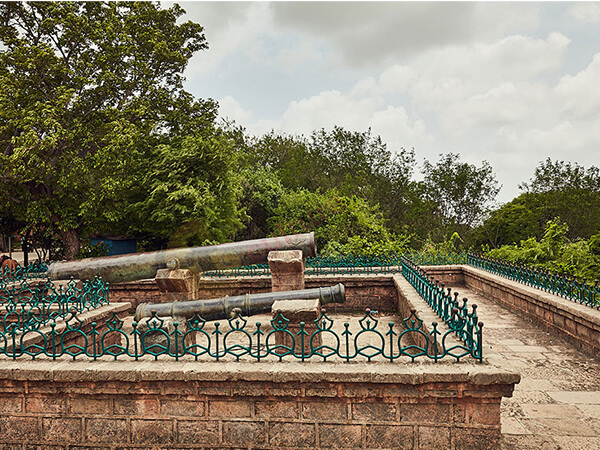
[[155, 268, 198, 301], [272, 298, 321, 355], [268, 250, 305, 292]]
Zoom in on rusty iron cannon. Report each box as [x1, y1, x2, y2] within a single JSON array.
[[134, 283, 345, 322], [47, 233, 316, 284]]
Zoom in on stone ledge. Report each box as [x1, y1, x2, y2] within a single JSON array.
[[0, 359, 520, 386], [462, 266, 600, 327]]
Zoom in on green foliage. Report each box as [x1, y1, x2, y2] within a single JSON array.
[[487, 219, 600, 280], [519, 158, 600, 193], [268, 189, 409, 255], [475, 159, 600, 248], [421, 153, 500, 229], [236, 166, 286, 240], [590, 234, 600, 256], [246, 126, 417, 234], [0, 2, 217, 258], [132, 131, 244, 246]]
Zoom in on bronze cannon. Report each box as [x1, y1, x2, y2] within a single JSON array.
[[134, 283, 345, 322], [47, 233, 316, 284]]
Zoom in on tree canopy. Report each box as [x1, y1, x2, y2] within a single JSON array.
[[474, 159, 600, 248], [0, 1, 217, 257], [421, 153, 500, 229]]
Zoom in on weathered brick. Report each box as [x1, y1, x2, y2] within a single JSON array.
[[401, 403, 450, 424], [209, 400, 252, 418], [162, 381, 195, 396], [464, 402, 501, 426], [113, 397, 159, 416], [267, 386, 302, 397], [177, 419, 220, 445], [196, 384, 231, 397], [232, 382, 266, 397], [453, 427, 500, 449], [131, 419, 174, 445], [26, 396, 67, 414], [255, 401, 298, 419], [42, 417, 82, 443], [418, 426, 450, 448], [382, 386, 422, 399], [222, 421, 265, 446], [319, 424, 362, 448], [302, 402, 347, 420], [70, 397, 112, 415], [365, 424, 413, 449], [305, 386, 338, 398], [24, 445, 68, 450], [63, 447, 109, 450], [0, 416, 40, 440], [342, 385, 382, 398], [86, 418, 127, 443], [352, 402, 397, 422], [269, 422, 315, 447], [160, 399, 205, 417], [0, 395, 22, 413]]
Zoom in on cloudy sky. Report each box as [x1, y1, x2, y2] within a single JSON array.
[[173, 1, 600, 204]]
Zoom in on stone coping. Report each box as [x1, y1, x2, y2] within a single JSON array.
[[0, 358, 519, 386], [463, 265, 600, 326], [423, 264, 600, 328]]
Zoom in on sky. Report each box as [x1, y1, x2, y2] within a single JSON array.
[[172, 1, 600, 204]]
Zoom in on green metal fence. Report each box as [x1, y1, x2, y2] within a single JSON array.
[[0, 261, 48, 286], [202, 253, 470, 278], [0, 277, 109, 332], [467, 253, 600, 309], [0, 305, 481, 362], [401, 256, 483, 362]]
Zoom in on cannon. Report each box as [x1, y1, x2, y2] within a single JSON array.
[[134, 283, 345, 322], [47, 233, 316, 284]]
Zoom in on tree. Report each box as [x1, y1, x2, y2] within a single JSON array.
[[268, 189, 408, 255], [475, 159, 600, 248], [519, 158, 600, 193], [235, 166, 286, 241], [421, 153, 500, 230], [130, 131, 244, 248], [0, 2, 217, 258], [246, 126, 417, 234]]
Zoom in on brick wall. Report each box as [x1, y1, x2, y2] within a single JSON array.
[[0, 360, 518, 449]]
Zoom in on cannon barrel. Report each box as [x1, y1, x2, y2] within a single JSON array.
[[47, 233, 316, 284], [134, 283, 345, 322]]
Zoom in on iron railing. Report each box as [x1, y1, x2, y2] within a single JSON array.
[[401, 256, 483, 361], [467, 253, 600, 309], [0, 277, 109, 332], [0, 262, 48, 286], [0, 306, 481, 362], [202, 253, 469, 278]]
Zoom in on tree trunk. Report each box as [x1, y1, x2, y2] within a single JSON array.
[[60, 229, 80, 260]]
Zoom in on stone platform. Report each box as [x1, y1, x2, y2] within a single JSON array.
[[447, 284, 600, 449]]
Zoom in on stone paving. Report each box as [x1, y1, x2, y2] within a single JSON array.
[[449, 284, 600, 450]]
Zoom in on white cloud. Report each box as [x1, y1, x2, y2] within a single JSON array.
[[556, 52, 600, 119], [178, 2, 273, 77], [569, 2, 600, 23], [218, 95, 254, 124], [270, 2, 540, 68]]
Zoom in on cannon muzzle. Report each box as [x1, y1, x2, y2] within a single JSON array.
[[134, 283, 345, 322], [47, 233, 316, 284]]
